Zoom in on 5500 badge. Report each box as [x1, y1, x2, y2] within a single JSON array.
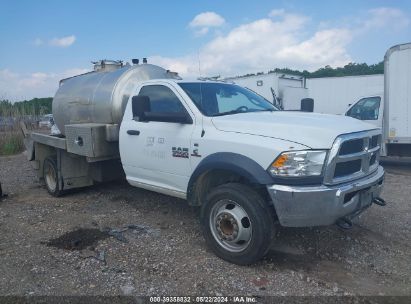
[[172, 147, 189, 158]]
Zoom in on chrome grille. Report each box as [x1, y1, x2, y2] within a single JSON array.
[[324, 130, 381, 185]]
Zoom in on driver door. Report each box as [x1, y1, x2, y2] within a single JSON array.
[[120, 83, 195, 196]]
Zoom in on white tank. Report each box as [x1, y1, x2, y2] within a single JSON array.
[[52, 61, 179, 135]]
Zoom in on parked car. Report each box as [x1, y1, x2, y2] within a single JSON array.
[[38, 114, 54, 128]]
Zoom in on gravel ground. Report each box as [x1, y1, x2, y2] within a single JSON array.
[[0, 153, 410, 297]]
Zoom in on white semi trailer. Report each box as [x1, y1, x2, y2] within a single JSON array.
[[306, 74, 384, 115], [24, 59, 386, 265], [225, 72, 308, 110]]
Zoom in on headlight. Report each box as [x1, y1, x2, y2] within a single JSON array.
[[269, 150, 327, 177]]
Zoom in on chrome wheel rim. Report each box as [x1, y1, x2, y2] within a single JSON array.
[[45, 163, 57, 192], [209, 199, 252, 253]]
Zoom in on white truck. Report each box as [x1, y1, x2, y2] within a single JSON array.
[[24, 59, 385, 265], [343, 43, 411, 158]]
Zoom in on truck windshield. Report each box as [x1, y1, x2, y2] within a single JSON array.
[[178, 82, 278, 116], [346, 96, 381, 120]]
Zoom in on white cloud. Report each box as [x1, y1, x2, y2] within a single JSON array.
[[151, 7, 409, 78], [276, 28, 352, 67], [49, 35, 76, 47], [0, 68, 89, 100], [150, 55, 199, 77], [189, 12, 225, 28], [151, 11, 352, 77], [189, 12, 225, 36], [362, 7, 410, 32], [33, 35, 76, 47]]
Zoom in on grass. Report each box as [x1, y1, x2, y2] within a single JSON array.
[[0, 117, 43, 156], [0, 103, 48, 156], [0, 130, 25, 155]]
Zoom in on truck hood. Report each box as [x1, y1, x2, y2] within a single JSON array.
[[211, 111, 378, 149]]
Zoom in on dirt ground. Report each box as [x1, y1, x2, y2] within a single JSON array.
[[0, 153, 410, 297]]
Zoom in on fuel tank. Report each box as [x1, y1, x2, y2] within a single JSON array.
[[52, 61, 179, 135]]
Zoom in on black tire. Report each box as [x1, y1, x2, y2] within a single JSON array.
[[200, 183, 274, 265], [43, 156, 63, 197]]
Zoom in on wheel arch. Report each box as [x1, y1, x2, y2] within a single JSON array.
[[187, 152, 273, 206]]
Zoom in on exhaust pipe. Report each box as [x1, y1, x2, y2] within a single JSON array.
[[373, 197, 387, 206], [336, 217, 353, 230]]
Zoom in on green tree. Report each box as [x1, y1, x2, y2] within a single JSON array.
[[237, 61, 384, 79], [0, 97, 52, 117]]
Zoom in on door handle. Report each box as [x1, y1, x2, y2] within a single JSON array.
[[127, 130, 140, 136]]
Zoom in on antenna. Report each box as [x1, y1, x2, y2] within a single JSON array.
[[199, 79, 205, 137], [197, 49, 202, 78], [198, 49, 205, 137]]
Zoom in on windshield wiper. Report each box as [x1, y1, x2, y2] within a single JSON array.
[[254, 109, 275, 112], [212, 109, 245, 117], [212, 108, 275, 117]]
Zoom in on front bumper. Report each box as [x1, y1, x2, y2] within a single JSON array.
[[267, 166, 385, 227]]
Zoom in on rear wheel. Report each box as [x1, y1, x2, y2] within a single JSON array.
[[43, 156, 63, 197], [200, 183, 274, 265]]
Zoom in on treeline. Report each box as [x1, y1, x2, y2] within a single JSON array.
[[237, 61, 384, 79], [0, 97, 52, 117]]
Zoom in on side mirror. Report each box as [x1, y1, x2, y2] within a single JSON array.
[[131, 95, 192, 124], [301, 98, 314, 112], [132, 95, 150, 121]]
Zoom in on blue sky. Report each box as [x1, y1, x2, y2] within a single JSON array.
[[1, 0, 410, 100]]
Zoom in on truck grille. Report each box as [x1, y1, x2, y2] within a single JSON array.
[[324, 130, 381, 185]]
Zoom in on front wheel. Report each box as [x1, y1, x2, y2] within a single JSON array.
[[200, 183, 274, 265]]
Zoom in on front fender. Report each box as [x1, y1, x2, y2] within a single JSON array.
[[187, 152, 273, 205]]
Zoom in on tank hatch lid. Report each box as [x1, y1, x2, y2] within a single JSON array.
[[92, 59, 124, 72]]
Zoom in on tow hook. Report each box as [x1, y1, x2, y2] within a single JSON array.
[[336, 217, 353, 230], [373, 197, 387, 206]]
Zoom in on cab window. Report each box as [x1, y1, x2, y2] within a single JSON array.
[[179, 82, 276, 116], [138, 85, 185, 113], [346, 97, 381, 120]]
